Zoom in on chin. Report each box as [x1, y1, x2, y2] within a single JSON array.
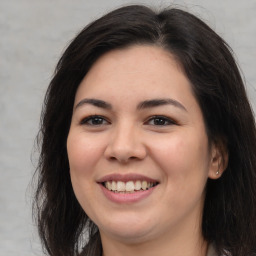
[[98, 215, 156, 243]]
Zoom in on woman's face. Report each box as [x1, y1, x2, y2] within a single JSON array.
[[67, 45, 219, 244]]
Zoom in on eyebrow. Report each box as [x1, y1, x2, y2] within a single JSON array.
[[75, 98, 187, 112], [75, 98, 112, 110], [137, 98, 187, 112]]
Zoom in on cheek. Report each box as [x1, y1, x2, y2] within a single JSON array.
[[67, 132, 104, 214], [67, 132, 105, 176], [150, 136, 190, 172], [149, 131, 210, 186], [150, 133, 210, 218]]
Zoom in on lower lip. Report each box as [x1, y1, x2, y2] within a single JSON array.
[[99, 184, 156, 204]]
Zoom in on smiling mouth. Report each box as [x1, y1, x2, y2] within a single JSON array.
[[102, 180, 159, 193]]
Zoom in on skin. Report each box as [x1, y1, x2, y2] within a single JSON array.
[[67, 45, 223, 256]]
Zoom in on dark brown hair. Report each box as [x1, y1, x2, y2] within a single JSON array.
[[34, 5, 256, 256]]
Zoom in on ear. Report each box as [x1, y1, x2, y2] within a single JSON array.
[[208, 139, 229, 180]]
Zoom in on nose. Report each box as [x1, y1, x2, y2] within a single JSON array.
[[104, 123, 147, 163]]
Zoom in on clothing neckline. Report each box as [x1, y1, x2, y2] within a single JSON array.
[[207, 244, 217, 256]]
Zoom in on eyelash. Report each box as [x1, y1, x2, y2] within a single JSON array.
[[80, 115, 110, 126], [145, 115, 177, 126], [80, 115, 176, 127]]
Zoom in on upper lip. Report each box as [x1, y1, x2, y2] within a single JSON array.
[[97, 173, 159, 183]]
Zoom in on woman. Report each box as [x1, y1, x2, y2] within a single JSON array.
[[34, 5, 256, 256]]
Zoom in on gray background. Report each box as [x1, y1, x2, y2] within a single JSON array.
[[0, 0, 255, 255]]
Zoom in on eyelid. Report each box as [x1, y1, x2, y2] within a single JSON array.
[[79, 114, 177, 127], [144, 115, 177, 126], [80, 115, 110, 126]]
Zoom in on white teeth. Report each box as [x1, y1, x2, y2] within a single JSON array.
[[104, 180, 157, 192], [112, 181, 117, 190], [135, 180, 142, 190], [126, 181, 134, 192], [141, 181, 147, 190], [117, 181, 125, 192], [106, 181, 112, 190]]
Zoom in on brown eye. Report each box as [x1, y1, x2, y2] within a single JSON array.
[[81, 115, 109, 126], [153, 117, 168, 125], [146, 116, 176, 126]]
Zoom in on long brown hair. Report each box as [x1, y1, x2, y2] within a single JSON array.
[[34, 5, 256, 256]]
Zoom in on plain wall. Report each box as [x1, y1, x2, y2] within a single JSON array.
[[0, 0, 255, 255]]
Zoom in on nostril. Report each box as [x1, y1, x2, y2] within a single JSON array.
[[104, 136, 147, 162], [109, 156, 117, 161], [108, 155, 140, 163]]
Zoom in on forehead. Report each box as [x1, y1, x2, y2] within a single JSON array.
[[83, 45, 182, 81], [74, 45, 194, 107]]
